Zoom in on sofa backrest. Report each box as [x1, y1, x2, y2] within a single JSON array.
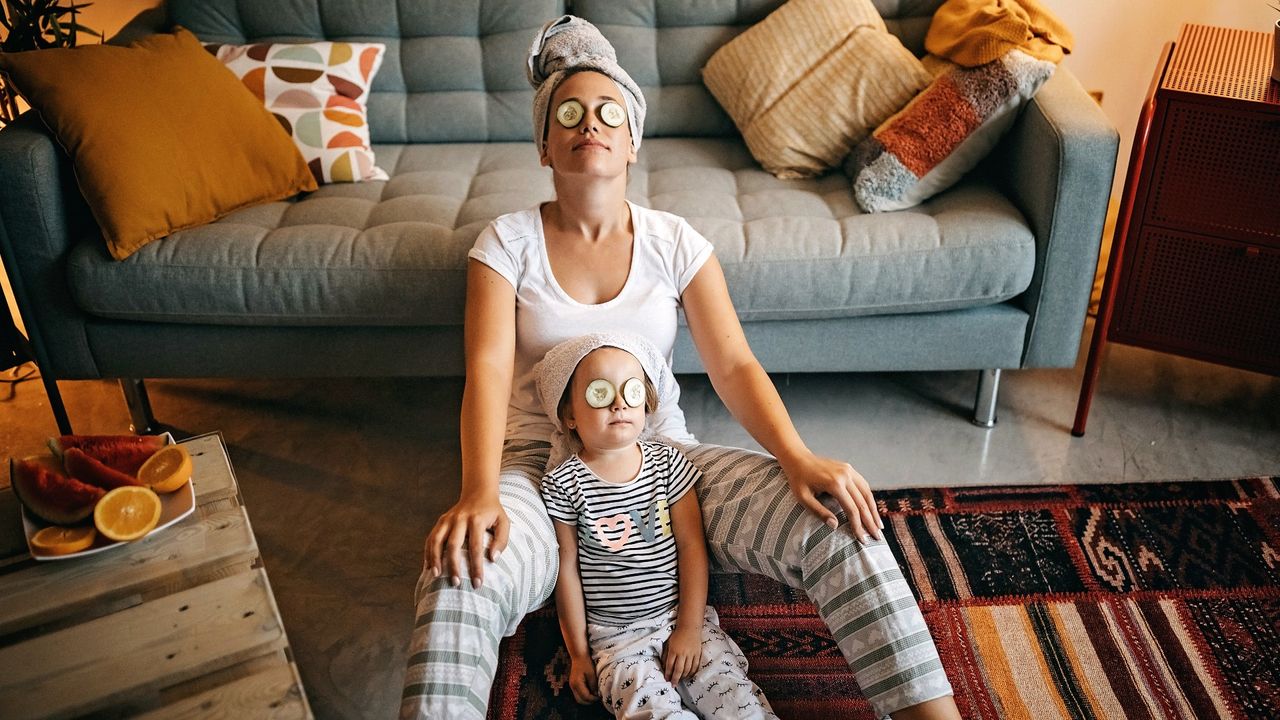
[[169, 0, 943, 144]]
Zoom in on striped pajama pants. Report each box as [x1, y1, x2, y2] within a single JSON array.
[[400, 440, 952, 719]]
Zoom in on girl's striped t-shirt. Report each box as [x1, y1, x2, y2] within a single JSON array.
[[541, 441, 700, 626]]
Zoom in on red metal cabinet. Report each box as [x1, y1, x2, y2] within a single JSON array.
[[1073, 24, 1280, 436]]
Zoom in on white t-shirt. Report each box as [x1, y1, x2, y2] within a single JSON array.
[[468, 201, 713, 444], [540, 441, 701, 625]]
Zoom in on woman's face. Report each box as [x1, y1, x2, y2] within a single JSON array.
[[540, 71, 637, 175], [564, 347, 647, 453]]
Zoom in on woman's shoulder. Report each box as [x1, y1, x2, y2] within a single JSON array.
[[629, 202, 695, 242], [481, 204, 543, 246]]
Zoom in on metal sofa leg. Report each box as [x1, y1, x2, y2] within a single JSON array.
[[119, 378, 158, 435], [40, 373, 73, 435], [971, 368, 1001, 428]]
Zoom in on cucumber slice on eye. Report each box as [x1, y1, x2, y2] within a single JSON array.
[[622, 377, 645, 407], [585, 379, 615, 408], [600, 101, 626, 128], [556, 100, 585, 128]]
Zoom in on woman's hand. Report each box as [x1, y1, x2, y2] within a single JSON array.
[[424, 492, 509, 589], [781, 452, 883, 541], [663, 624, 704, 684]]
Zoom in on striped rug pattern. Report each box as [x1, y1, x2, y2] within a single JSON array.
[[489, 477, 1280, 719]]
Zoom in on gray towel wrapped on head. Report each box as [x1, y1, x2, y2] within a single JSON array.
[[533, 332, 675, 472], [527, 15, 646, 152]]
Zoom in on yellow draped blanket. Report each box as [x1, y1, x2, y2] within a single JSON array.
[[924, 0, 1074, 67]]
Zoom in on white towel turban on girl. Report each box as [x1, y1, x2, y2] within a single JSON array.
[[527, 15, 646, 152], [533, 332, 674, 471]]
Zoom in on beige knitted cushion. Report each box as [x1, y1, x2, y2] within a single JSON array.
[[702, 0, 932, 179]]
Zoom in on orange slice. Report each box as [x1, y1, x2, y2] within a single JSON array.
[[137, 444, 192, 494], [31, 525, 97, 556], [94, 486, 162, 542]]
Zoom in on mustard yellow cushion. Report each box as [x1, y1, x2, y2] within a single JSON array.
[[0, 27, 317, 260], [702, 0, 932, 179]]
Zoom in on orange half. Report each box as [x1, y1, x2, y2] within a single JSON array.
[[94, 486, 162, 542], [31, 525, 97, 556], [138, 445, 192, 494]]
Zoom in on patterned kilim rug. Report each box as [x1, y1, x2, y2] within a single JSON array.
[[488, 477, 1280, 719]]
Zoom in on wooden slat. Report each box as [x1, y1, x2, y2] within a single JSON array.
[[134, 661, 310, 720], [181, 432, 239, 507], [0, 568, 288, 720], [0, 507, 257, 636]]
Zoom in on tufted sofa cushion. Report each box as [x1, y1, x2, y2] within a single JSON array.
[[67, 137, 1034, 326], [168, 0, 946, 143], [170, 0, 567, 143]]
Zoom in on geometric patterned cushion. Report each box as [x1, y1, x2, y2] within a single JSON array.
[[207, 40, 388, 184]]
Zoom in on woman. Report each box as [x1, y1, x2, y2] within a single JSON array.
[[402, 16, 960, 720]]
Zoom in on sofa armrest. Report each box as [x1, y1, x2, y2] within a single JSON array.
[[0, 112, 99, 378], [993, 66, 1118, 368]]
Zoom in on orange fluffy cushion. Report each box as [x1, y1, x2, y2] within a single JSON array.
[[0, 27, 317, 260]]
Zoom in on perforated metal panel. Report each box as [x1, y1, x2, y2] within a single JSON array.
[[1164, 24, 1279, 103], [1114, 228, 1280, 374], [1149, 102, 1280, 246]]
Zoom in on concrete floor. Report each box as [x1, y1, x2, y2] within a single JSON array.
[[2, 321, 1278, 718]]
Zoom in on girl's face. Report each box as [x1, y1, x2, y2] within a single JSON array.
[[540, 70, 637, 175], [563, 347, 647, 452]]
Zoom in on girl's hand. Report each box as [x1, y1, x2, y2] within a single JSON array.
[[662, 624, 704, 683], [568, 655, 599, 704], [782, 452, 883, 541], [424, 492, 509, 589]]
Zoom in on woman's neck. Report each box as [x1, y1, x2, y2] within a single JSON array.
[[547, 175, 630, 241]]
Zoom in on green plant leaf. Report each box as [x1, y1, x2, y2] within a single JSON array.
[[0, 0, 102, 51]]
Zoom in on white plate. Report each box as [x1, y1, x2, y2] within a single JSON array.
[[22, 479, 195, 561], [18, 434, 196, 561]]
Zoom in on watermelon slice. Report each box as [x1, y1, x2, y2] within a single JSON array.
[[63, 448, 145, 490], [10, 456, 105, 525], [48, 434, 164, 474]]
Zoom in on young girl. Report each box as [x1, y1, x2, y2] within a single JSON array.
[[535, 332, 777, 719]]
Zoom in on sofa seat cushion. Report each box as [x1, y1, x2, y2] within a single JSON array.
[[67, 138, 1034, 327]]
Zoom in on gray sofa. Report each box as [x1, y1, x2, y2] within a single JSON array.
[[0, 0, 1117, 434]]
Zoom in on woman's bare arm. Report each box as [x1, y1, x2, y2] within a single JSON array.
[[681, 256, 882, 539], [424, 259, 518, 586]]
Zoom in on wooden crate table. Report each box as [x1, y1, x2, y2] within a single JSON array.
[[0, 432, 311, 719]]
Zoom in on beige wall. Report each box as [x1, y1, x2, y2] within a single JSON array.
[[79, 0, 164, 40], [1042, 0, 1277, 195]]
